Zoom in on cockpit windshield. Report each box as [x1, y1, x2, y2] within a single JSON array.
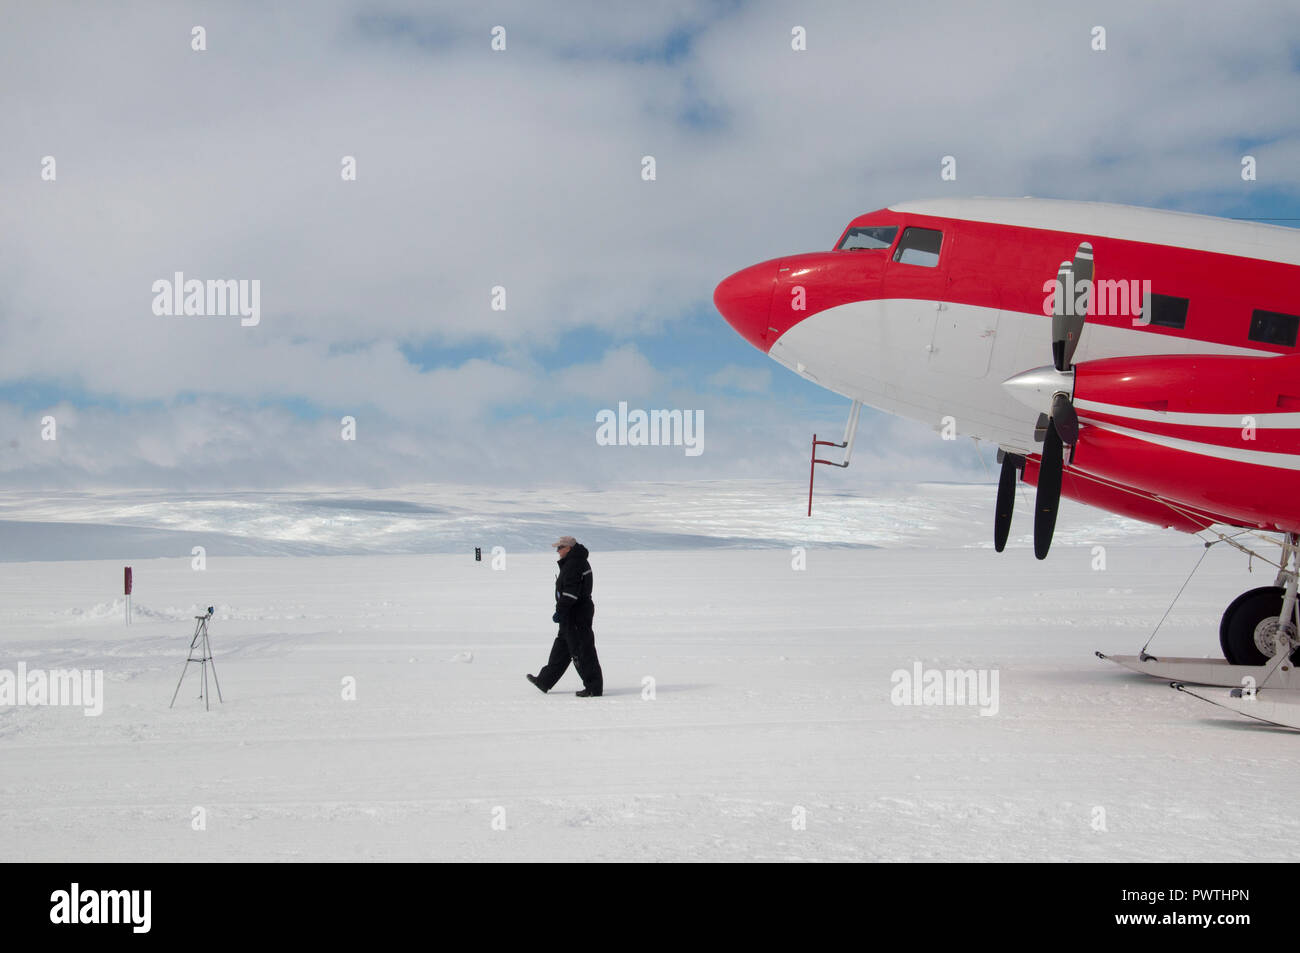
[[837, 225, 899, 251]]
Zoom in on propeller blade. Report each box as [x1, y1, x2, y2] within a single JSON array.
[[1051, 260, 1073, 371], [1032, 241, 1092, 555], [1061, 242, 1093, 369], [1049, 391, 1079, 445], [1072, 241, 1094, 283], [1034, 423, 1064, 560], [1033, 411, 1050, 443], [994, 453, 1019, 552]]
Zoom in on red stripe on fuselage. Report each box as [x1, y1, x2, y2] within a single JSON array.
[[764, 211, 1300, 354], [1069, 427, 1300, 531], [1077, 413, 1300, 453]]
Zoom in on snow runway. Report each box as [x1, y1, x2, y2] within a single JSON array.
[[2, 514, 1296, 862]]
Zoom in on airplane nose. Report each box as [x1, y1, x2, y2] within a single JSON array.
[[714, 260, 778, 352]]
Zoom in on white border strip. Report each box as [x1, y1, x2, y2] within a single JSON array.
[[1075, 398, 1300, 429]]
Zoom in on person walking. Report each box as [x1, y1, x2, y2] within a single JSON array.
[[527, 535, 603, 697]]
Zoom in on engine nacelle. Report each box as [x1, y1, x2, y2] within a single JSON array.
[[1068, 352, 1300, 532]]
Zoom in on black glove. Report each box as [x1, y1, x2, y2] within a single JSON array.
[[552, 611, 561, 623]]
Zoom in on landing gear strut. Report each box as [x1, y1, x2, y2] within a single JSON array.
[[1100, 534, 1300, 727], [1100, 532, 1300, 686]]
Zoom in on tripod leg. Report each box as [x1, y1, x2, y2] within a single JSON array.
[[208, 657, 224, 702], [201, 660, 209, 711], [169, 659, 192, 708], [203, 629, 224, 703]]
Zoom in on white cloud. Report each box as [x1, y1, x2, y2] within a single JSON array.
[[708, 363, 771, 393], [553, 344, 662, 400], [1, 1, 1298, 487]]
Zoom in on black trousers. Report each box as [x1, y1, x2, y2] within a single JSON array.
[[537, 604, 602, 693]]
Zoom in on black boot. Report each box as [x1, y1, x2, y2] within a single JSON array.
[[527, 674, 548, 694], [575, 687, 602, 697]]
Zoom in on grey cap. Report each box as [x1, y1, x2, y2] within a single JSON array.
[[551, 535, 577, 549]]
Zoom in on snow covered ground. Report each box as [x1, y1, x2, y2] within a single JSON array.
[[1, 481, 1297, 862]]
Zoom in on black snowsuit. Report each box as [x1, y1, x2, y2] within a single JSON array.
[[535, 543, 603, 694]]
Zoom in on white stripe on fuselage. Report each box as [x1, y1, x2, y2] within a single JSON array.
[[1080, 420, 1300, 470], [769, 299, 1270, 455], [1073, 398, 1300, 429]]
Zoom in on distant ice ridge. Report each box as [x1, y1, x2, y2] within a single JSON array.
[[0, 480, 1169, 562]]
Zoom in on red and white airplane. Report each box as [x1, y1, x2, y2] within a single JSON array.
[[715, 197, 1300, 726]]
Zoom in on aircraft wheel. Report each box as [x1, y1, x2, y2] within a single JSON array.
[[1219, 586, 1297, 665]]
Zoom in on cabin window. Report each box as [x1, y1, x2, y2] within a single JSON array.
[[837, 226, 899, 251], [1249, 309, 1300, 347], [892, 227, 943, 267], [1143, 293, 1189, 329]]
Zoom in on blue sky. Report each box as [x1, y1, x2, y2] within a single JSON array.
[[3, 1, 1300, 489]]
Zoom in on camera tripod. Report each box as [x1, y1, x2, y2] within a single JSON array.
[[169, 607, 223, 711]]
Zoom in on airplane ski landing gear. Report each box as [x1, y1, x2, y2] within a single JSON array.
[[1102, 532, 1300, 728]]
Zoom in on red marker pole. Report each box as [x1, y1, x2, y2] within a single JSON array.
[[808, 434, 817, 517], [124, 566, 133, 625]]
